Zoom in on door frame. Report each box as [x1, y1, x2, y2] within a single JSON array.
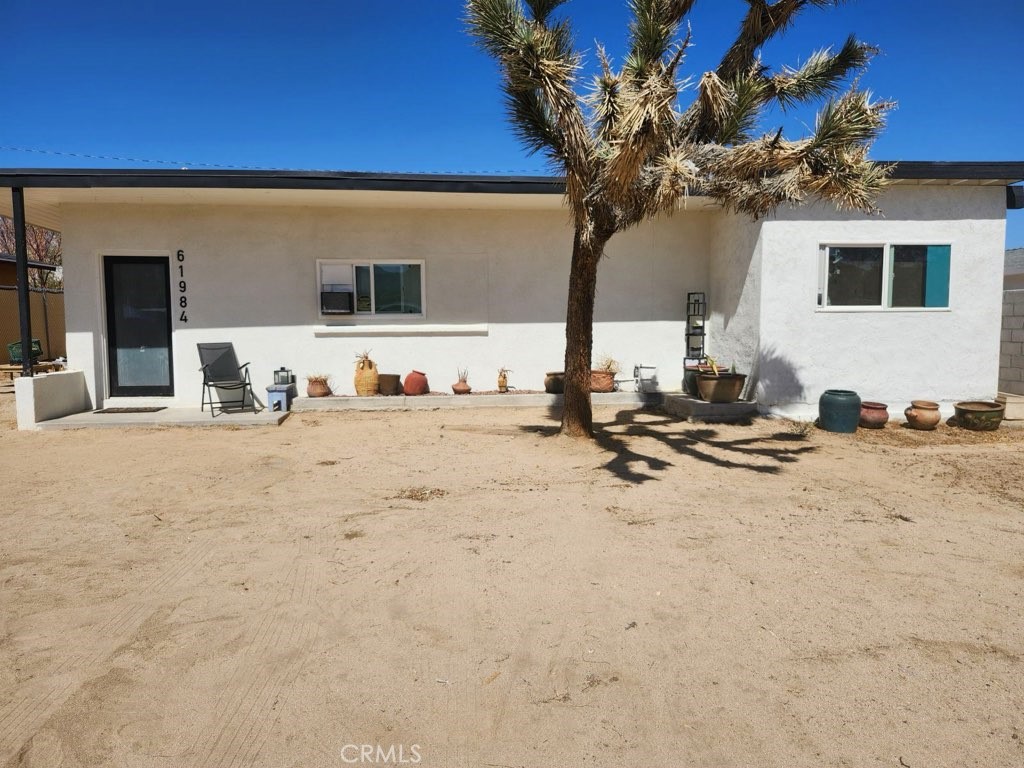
[[103, 255, 175, 397]]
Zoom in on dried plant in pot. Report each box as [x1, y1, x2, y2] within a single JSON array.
[[306, 374, 332, 398], [353, 350, 379, 396], [497, 367, 511, 393], [452, 367, 471, 395], [590, 355, 619, 393]]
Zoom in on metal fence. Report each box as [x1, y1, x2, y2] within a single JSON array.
[[0, 284, 66, 361]]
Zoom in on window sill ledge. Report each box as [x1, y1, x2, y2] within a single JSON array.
[[314, 323, 489, 337], [815, 307, 951, 314]]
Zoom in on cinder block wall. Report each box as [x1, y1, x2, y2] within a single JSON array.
[[1000, 289, 1024, 395]]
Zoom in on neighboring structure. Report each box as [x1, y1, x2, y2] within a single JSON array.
[[0, 253, 65, 361], [1, 162, 1022, 419], [1000, 249, 1024, 396]]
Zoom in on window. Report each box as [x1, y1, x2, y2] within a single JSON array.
[[317, 260, 425, 318], [820, 244, 950, 309]]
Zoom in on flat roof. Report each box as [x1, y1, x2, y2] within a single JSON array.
[[1, 162, 1022, 231], [0, 253, 58, 271], [1, 161, 1023, 192]]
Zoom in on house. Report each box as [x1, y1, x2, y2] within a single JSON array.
[[1006, 248, 1024, 291], [1, 162, 1022, 422]]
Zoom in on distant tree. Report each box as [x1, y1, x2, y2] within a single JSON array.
[[466, 0, 892, 438], [0, 216, 62, 289]]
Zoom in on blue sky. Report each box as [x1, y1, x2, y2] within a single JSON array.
[[3, 0, 1022, 244]]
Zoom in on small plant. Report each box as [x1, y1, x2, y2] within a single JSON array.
[[457, 367, 469, 383], [306, 373, 331, 385], [594, 355, 621, 375], [355, 350, 373, 369]]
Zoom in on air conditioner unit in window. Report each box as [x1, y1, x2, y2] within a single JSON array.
[[321, 290, 354, 314]]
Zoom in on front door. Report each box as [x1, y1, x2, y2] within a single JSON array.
[[104, 256, 174, 396]]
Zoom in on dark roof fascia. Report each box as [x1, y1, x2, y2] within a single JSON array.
[[0, 253, 58, 271], [0, 168, 566, 194], [0, 161, 1021, 193]]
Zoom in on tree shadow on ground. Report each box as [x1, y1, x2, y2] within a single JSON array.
[[521, 408, 817, 485]]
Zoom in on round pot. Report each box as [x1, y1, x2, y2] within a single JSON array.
[[683, 365, 716, 397], [306, 380, 331, 398], [590, 370, 615, 393], [544, 371, 565, 394], [954, 400, 1005, 431], [859, 401, 889, 429], [697, 373, 747, 403], [378, 373, 402, 396], [403, 370, 429, 396], [904, 399, 941, 430], [452, 381, 471, 395], [818, 389, 861, 433]]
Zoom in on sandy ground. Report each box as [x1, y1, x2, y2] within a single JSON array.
[[0, 392, 1022, 768]]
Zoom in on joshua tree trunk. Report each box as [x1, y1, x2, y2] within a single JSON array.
[[561, 229, 606, 438]]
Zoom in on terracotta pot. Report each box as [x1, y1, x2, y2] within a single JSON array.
[[684, 364, 717, 397], [859, 401, 889, 429], [378, 374, 402, 396], [954, 400, 1005, 431], [697, 373, 747, 403], [306, 380, 331, 398], [404, 370, 429, 396], [452, 381, 471, 395], [904, 400, 941, 430], [544, 371, 565, 394], [590, 370, 615, 393]]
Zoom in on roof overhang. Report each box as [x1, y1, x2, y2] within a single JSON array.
[[1, 161, 1022, 231]]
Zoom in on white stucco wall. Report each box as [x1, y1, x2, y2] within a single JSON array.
[[755, 185, 1007, 417], [60, 202, 712, 407]]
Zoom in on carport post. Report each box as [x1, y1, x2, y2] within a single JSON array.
[[12, 187, 33, 376]]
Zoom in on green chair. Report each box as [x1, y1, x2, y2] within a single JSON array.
[[7, 339, 43, 365]]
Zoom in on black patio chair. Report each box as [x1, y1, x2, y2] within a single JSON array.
[[197, 342, 256, 417]]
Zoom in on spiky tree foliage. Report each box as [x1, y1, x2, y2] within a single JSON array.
[[466, 0, 893, 438]]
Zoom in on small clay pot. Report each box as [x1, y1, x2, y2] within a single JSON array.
[[859, 401, 889, 429], [904, 400, 941, 430], [452, 381, 471, 395], [306, 380, 331, 398], [403, 370, 429, 396], [544, 371, 565, 394]]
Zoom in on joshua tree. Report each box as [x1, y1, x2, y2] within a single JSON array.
[[466, 0, 892, 438]]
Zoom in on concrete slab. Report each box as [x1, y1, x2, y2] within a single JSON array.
[[34, 407, 289, 430], [294, 391, 665, 411], [661, 394, 759, 423]]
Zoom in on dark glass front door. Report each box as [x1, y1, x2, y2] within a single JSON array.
[[104, 256, 174, 396]]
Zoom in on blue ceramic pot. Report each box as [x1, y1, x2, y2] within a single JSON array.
[[819, 389, 861, 433]]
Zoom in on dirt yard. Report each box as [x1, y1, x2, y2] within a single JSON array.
[[1, 393, 1022, 768]]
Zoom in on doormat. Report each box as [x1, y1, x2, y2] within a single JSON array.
[[94, 407, 167, 414]]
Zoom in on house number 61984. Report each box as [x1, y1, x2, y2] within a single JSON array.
[[176, 250, 188, 323]]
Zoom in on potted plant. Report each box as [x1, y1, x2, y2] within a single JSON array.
[[353, 350, 379, 396], [306, 373, 332, 398], [590, 355, 619, 393], [452, 367, 471, 395], [696, 358, 747, 403], [497, 367, 511, 393]]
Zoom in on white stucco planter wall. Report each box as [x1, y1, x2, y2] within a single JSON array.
[[15, 369, 93, 429], [60, 203, 712, 407]]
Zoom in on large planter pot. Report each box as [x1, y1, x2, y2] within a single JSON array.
[[378, 373, 402, 396], [452, 381, 471, 395], [354, 356, 379, 396], [590, 370, 615, 393], [818, 389, 861, 432], [697, 373, 747, 403], [904, 399, 941, 430], [544, 371, 565, 394], [954, 400, 1005, 431], [859, 401, 889, 429], [403, 370, 429, 396], [684, 365, 717, 397]]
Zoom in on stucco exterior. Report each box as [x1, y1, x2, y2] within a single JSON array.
[[52, 182, 1008, 416], [60, 202, 712, 408]]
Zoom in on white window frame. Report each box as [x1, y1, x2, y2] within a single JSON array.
[[316, 258, 426, 321], [817, 241, 952, 313]]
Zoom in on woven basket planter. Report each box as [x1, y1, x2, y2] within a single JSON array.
[[590, 370, 615, 393], [354, 356, 380, 396]]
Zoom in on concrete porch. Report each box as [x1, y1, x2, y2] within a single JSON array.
[[32, 406, 289, 430]]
